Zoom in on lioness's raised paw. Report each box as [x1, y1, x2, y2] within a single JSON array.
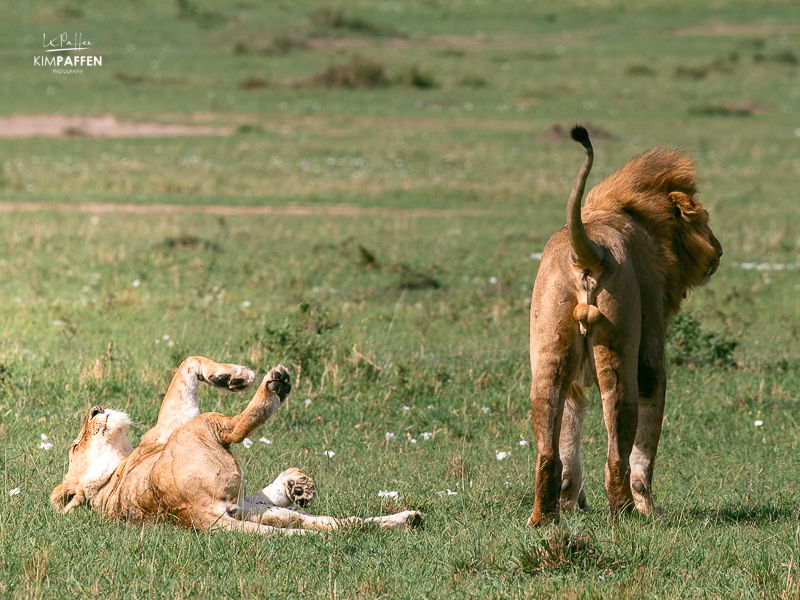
[[281, 467, 317, 508], [204, 365, 255, 393], [265, 364, 292, 401]]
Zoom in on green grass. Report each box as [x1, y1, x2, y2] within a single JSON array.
[[1, 0, 800, 598]]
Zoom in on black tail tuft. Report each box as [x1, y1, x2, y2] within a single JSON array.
[[570, 125, 591, 148]]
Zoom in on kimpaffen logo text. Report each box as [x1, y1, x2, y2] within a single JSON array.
[[34, 33, 102, 74]]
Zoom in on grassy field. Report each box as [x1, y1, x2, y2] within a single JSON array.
[[1, 0, 800, 598]]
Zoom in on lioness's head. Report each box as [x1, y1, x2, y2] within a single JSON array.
[[50, 405, 134, 513]]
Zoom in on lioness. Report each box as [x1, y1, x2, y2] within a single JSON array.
[[51, 357, 421, 533], [528, 126, 722, 526]]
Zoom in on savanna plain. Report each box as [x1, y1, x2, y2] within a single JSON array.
[[1, 0, 800, 598]]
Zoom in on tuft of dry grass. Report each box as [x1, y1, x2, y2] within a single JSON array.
[[517, 525, 603, 576], [296, 54, 389, 89]]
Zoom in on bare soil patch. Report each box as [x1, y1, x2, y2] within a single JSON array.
[[0, 114, 234, 139], [304, 34, 483, 50], [677, 23, 800, 36], [0, 200, 504, 219], [539, 123, 615, 142]]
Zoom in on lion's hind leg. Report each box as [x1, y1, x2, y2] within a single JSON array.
[[629, 360, 667, 517], [142, 357, 255, 446], [559, 382, 589, 512], [528, 318, 584, 527]]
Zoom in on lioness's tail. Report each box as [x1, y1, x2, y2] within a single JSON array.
[[567, 126, 604, 271]]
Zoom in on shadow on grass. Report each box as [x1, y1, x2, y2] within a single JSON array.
[[685, 501, 800, 526]]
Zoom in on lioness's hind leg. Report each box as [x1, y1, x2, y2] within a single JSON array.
[[559, 382, 589, 512], [217, 365, 291, 445], [214, 514, 318, 535], [245, 467, 317, 508], [142, 357, 255, 445]]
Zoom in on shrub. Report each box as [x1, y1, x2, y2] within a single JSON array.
[[667, 313, 738, 368]]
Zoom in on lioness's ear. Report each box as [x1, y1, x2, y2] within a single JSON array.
[[50, 482, 84, 513]]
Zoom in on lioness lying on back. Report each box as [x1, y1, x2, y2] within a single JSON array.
[[51, 357, 421, 533]]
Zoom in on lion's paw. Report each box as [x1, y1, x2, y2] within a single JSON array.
[[265, 364, 292, 401], [206, 365, 255, 392], [281, 467, 316, 508]]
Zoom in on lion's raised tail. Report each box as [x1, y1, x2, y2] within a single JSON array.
[[567, 126, 604, 271]]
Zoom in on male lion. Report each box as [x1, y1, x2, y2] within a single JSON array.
[[527, 126, 722, 526], [51, 357, 421, 533]]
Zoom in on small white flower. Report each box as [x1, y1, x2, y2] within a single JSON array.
[[242, 438, 253, 448], [304, 398, 312, 406], [754, 420, 763, 427], [402, 405, 410, 411], [324, 450, 335, 458], [481, 407, 491, 414], [496, 451, 509, 460], [436, 489, 458, 496], [504, 481, 511, 486], [133, 280, 140, 287], [163, 335, 170, 340], [90, 216, 100, 225], [489, 277, 498, 284], [259, 437, 271, 445], [241, 301, 251, 309], [410, 439, 417, 444], [9, 488, 20, 497], [41, 434, 49, 441], [422, 432, 433, 440], [415, 303, 422, 309], [519, 440, 529, 447], [39, 442, 54, 451], [378, 490, 399, 499], [51, 320, 64, 326], [427, 405, 435, 410], [167, 340, 175, 347], [385, 432, 396, 441], [530, 252, 543, 260]]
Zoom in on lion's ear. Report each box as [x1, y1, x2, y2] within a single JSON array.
[[50, 482, 84, 513], [669, 191, 706, 223]]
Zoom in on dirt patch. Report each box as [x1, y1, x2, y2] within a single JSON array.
[[677, 24, 800, 36], [0, 200, 506, 219], [239, 77, 269, 90], [689, 102, 771, 116], [1, 112, 577, 140], [305, 34, 484, 50], [539, 123, 615, 142], [425, 35, 484, 47], [0, 114, 234, 139]]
